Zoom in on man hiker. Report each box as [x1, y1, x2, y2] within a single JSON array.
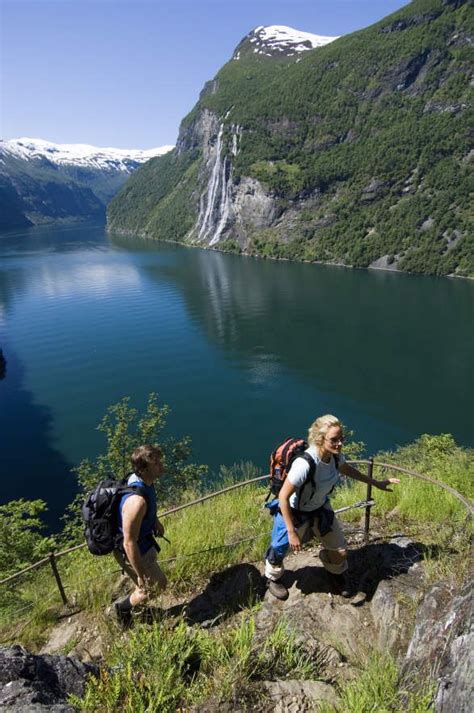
[[264, 414, 400, 600], [113, 444, 168, 624]]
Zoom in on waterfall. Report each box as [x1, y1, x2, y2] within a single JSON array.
[[197, 124, 224, 242], [210, 157, 232, 246], [231, 124, 242, 156], [196, 122, 241, 245]]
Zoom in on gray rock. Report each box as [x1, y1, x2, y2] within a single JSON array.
[[379, 13, 441, 34], [262, 679, 339, 711], [176, 108, 220, 157], [368, 255, 400, 271], [402, 579, 473, 712], [423, 100, 466, 114], [370, 564, 424, 653], [420, 217, 435, 231], [442, 0, 468, 8], [233, 177, 278, 231], [0, 645, 98, 710]]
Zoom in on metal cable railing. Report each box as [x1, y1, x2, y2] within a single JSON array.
[[0, 460, 472, 609]]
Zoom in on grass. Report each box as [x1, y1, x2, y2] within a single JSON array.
[[316, 652, 434, 713], [156, 471, 270, 595], [71, 615, 323, 712], [333, 434, 473, 526]]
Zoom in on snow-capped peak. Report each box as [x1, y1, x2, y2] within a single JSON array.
[[233, 25, 339, 60], [1, 138, 174, 173]]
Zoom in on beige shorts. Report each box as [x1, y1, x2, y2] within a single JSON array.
[[299, 513, 347, 551], [114, 546, 166, 593]]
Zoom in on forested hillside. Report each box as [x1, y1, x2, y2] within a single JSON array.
[[109, 0, 473, 277]]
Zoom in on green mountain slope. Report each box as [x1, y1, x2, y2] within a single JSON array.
[[108, 0, 473, 277], [0, 151, 105, 227], [0, 141, 172, 229]]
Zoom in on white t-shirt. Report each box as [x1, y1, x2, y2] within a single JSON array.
[[288, 445, 345, 512]]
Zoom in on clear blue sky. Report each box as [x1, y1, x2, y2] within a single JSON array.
[[1, 0, 408, 149]]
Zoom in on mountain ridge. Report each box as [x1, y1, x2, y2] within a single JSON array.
[[0, 139, 173, 229], [232, 24, 339, 61], [108, 0, 473, 277]]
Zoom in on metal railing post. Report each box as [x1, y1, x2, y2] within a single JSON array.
[[48, 551, 68, 606], [364, 458, 374, 544]]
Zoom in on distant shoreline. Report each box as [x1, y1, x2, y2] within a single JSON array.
[[107, 226, 474, 282]]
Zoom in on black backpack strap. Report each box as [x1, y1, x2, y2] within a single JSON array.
[[295, 453, 316, 510]]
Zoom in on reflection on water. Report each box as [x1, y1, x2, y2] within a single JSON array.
[[113, 235, 473, 446], [33, 261, 142, 299], [0, 345, 75, 528]]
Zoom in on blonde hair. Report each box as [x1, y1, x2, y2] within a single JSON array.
[[308, 415, 341, 447]]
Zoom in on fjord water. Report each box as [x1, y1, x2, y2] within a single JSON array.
[[1, 223, 473, 525]]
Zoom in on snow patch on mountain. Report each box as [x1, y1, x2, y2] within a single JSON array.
[[234, 25, 339, 59], [0, 138, 174, 173]]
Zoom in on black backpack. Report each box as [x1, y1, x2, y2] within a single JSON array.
[[81, 476, 148, 555]]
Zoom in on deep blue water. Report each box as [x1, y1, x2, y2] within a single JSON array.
[[0, 223, 472, 526]]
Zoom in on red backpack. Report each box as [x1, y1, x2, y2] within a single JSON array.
[[268, 437, 340, 501], [269, 437, 316, 497]]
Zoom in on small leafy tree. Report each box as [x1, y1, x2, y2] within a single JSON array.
[[62, 393, 208, 542], [0, 499, 55, 579]]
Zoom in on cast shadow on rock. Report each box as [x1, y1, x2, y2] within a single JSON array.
[[141, 563, 266, 627], [293, 538, 441, 600]]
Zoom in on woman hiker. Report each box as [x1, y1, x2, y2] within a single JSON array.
[[264, 414, 400, 600]]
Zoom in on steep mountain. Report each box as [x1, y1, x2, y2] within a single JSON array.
[[108, 0, 473, 277], [0, 139, 173, 228]]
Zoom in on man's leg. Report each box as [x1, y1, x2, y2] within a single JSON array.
[[127, 547, 167, 606], [113, 547, 167, 622]]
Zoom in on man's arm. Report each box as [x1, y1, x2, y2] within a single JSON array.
[[339, 462, 400, 491], [121, 495, 148, 582]]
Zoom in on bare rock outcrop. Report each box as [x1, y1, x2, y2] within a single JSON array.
[[401, 578, 473, 712], [0, 645, 98, 711]]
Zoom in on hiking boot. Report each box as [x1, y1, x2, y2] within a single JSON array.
[[266, 578, 289, 601], [328, 572, 353, 598]]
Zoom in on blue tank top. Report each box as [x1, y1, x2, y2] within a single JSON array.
[[118, 474, 157, 554]]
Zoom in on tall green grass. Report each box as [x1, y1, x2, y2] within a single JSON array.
[[157, 473, 270, 593], [316, 652, 433, 713], [333, 434, 473, 525], [72, 615, 322, 712]]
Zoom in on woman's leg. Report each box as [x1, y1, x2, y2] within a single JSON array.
[[314, 515, 348, 574], [264, 512, 290, 581]]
